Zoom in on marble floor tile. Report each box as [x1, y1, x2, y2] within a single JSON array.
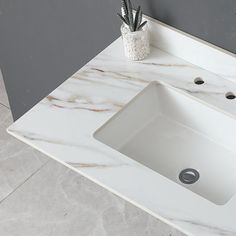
[[0, 71, 10, 108], [0, 105, 48, 201], [0, 159, 186, 236]]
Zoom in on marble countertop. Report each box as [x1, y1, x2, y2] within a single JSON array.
[[8, 38, 236, 236]]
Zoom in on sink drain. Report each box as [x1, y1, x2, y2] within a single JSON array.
[[179, 168, 199, 184]]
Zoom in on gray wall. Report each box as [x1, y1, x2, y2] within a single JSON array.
[[0, 0, 120, 120], [1, 0, 236, 120]]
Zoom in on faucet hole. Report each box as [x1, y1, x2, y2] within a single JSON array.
[[194, 77, 204, 85], [225, 92, 236, 100]]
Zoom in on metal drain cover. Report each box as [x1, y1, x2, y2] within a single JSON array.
[[179, 168, 199, 184]]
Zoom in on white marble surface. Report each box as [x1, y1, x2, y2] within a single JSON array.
[[146, 15, 236, 82], [0, 77, 186, 236], [8, 38, 236, 236]]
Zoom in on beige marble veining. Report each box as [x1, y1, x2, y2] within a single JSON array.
[[8, 38, 236, 236], [0, 76, 187, 235]]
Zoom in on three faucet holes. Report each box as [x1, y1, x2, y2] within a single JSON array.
[[193, 77, 236, 100]]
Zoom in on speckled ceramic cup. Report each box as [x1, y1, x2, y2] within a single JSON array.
[[121, 24, 150, 61]]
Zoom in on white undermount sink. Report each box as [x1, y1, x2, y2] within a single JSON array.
[[94, 81, 236, 205]]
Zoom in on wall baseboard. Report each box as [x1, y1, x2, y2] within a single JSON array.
[[145, 15, 236, 81]]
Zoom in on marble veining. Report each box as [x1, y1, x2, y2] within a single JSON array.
[[8, 38, 236, 236]]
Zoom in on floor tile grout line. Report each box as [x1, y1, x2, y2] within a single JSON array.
[[0, 160, 50, 205], [0, 102, 10, 109]]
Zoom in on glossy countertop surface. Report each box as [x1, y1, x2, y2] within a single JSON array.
[[8, 38, 236, 236]]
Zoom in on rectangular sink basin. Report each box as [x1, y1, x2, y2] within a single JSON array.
[[94, 81, 236, 205]]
